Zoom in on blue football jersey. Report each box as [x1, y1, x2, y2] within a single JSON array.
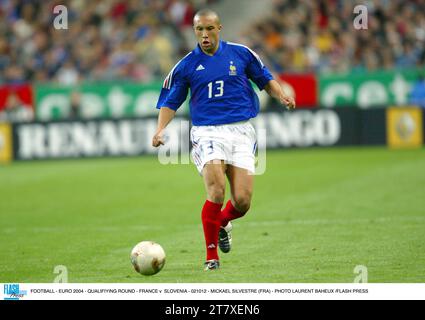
[[156, 41, 273, 126]]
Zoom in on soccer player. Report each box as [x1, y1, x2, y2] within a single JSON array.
[[152, 9, 295, 270]]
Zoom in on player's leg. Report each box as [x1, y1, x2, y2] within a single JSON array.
[[201, 160, 227, 270], [190, 125, 231, 269], [217, 121, 256, 254], [218, 165, 254, 253], [221, 120, 256, 221], [225, 165, 254, 215]]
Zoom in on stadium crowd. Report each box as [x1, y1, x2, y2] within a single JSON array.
[[239, 0, 425, 73], [0, 0, 424, 82], [0, 0, 219, 85]]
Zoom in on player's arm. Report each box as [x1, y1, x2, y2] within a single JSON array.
[[243, 46, 295, 110], [152, 58, 189, 147], [264, 79, 296, 110], [152, 107, 176, 147]]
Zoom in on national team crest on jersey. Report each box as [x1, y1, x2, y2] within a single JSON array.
[[229, 61, 237, 76]]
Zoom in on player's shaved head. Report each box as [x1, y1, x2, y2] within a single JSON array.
[[193, 9, 220, 25], [193, 9, 222, 55]]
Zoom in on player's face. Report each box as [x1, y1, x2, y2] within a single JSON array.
[[193, 15, 222, 54]]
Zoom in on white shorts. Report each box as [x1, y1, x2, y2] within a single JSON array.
[[190, 120, 257, 175]]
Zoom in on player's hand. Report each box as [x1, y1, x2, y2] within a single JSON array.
[[152, 131, 165, 147], [281, 95, 295, 110]]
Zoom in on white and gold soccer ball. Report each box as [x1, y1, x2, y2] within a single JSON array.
[[130, 241, 166, 276]]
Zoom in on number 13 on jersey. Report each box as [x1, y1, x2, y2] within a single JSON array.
[[208, 80, 224, 98]]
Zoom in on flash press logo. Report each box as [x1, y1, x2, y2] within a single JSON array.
[[3, 284, 28, 300]]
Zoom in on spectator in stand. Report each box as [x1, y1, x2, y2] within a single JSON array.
[[239, 0, 425, 73], [69, 90, 82, 119], [1, 0, 424, 83], [0, 91, 33, 122], [0, 0, 214, 83]]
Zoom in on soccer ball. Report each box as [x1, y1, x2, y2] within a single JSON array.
[[130, 241, 166, 276]]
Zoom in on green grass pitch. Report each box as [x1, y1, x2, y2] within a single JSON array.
[[1, 147, 424, 283]]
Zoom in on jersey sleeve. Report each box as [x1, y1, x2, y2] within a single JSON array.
[[156, 60, 189, 111], [245, 48, 274, 90]]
